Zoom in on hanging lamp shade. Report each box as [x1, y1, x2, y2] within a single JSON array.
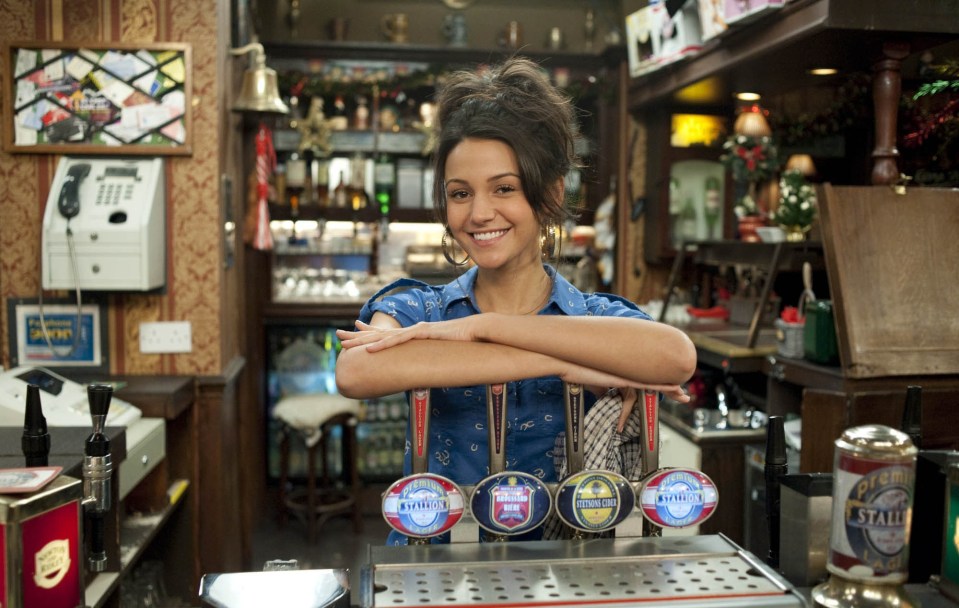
[[230, 43, 289, 114], [786, 153, 817, 176], [733, 105, 771, 137]]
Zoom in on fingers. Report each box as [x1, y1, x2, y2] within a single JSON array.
[[616, 395, 634, 433]]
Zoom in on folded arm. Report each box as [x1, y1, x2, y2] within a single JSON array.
[[335, 311, 696, 400]]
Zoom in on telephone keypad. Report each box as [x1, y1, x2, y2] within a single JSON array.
[[95, 182, 133, 206]]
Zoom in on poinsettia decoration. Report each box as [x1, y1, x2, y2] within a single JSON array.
[[720, 134, 781, 183]]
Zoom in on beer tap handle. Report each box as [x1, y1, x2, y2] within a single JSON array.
[[87, 383, 112, 436], [83, 383, 114, 572], [901, 385, 922, 450], [410, 388, 431, 474], [764, 416, 787, 569], [487, 384, 508, 475], [22, 384, 50, 468], [640, 389, 661, 537], [563, 383, 585, 475]]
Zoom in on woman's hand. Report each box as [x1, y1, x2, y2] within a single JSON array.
[[559, 366, 688, 405], [336, 318, 479, 352]]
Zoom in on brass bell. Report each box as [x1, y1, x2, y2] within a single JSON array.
[[230, 43, 289, 114]]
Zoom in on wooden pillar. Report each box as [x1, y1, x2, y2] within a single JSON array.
[[870, 41, 910, 185]]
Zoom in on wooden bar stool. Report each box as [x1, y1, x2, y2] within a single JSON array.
[[273, 393, 363, 543]]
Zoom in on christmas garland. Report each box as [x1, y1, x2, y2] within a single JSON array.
[[771, 73, 872, 146]]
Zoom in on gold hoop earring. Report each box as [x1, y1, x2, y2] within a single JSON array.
[[442, 228, 470, 266], [541, 221, 557, 259]]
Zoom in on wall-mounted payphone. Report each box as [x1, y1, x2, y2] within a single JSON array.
[[42, 157, 165, 291]]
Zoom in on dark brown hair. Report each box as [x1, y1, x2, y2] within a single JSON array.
[[431, 57, 581, 227]]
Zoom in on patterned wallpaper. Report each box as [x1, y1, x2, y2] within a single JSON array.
[[0, 0, 229, 376]]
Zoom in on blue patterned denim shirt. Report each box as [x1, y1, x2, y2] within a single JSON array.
[[358, 265, 652, 489]]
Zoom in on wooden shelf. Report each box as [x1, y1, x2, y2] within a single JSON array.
[[268, 202, 433, 224], [661, 240, 825, 350], [691, 240, 823, 269], [84, 479, 190, 608], [263, 40, 622, 71], [627, 0, 959, 110], [263, 303, 363, 321]]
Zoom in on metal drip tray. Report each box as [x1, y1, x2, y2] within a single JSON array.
[[361, 535, 805, 608]]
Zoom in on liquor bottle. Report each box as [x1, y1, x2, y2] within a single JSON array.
[[286, 151, 306, 220], [373, 153, 395, 216], [354, 96, 370, 131], [333, 169, 349, 208], [349, 154, 370, 211], [679, 196, 698, 243], [329, 94, 349, 131], [315, 159, 330, 208], [704, 176, 722, 239]]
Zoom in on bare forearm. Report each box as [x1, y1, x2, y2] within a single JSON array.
[[335, 339, 561, 398], [474, 313, 696, 385]]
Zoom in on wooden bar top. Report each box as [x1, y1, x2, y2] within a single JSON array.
[[65, 374, 195, 420]]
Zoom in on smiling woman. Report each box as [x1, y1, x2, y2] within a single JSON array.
[[333, 57, 696, 544]]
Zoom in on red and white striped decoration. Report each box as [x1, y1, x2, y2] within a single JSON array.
[[252, 122, 276, 250]]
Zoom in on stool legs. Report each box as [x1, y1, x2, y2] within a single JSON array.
[[276, 414, 363, 542], [306, 437, 319, 544], [278, 427, 291, 527], [346, 419, 363, 533]]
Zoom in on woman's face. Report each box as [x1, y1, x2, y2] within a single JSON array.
[[444, 138, 542, 271]]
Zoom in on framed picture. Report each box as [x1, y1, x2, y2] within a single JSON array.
[[2, 41, 192, 155], [6, 297, 109, 373]]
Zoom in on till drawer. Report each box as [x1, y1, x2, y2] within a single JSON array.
[[119, 417, 166, 500]]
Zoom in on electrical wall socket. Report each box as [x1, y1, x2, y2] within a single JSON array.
[[140, 321, 192, 354]]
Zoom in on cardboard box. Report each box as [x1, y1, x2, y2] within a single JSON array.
[[626, 1, 703, 77], [626, 4, 659, 77], [723, 0, 785, 26], [697, 0, 728, 41]]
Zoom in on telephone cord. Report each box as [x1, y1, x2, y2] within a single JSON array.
[[37, 222, 84, 359]]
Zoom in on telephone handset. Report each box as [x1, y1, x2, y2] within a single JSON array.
[[58, 162, 91, 219]]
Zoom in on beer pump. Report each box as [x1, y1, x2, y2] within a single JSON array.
[[22, 384, 50, 468], [83, 383, 114, 571], [3, 384, 111, 607]]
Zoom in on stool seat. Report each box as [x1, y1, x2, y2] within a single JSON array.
[[273, 394, 361, 446], [273, 392, 363, 543]]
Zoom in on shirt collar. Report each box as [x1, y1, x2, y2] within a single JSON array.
[[439, 265, 587, 316]]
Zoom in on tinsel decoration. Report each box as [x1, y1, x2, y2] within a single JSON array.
[[249, 123, 276, 251]]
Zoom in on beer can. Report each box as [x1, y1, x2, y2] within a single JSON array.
[[826, 424, 917, 584]]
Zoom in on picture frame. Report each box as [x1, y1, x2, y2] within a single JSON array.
[[2, 41, 192, 155], [6, 297, 109, 374]]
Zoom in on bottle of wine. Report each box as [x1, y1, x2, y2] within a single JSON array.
[[333, 169, 349, 208], [315, 159, 330, 208], [704, 176, 722, 239]]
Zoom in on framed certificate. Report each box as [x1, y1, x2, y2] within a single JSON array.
[[6, 297, 108, 373]]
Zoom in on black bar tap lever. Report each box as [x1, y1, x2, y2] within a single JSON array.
[[22, 384, 50, 467], [764, 416, 787, 569], [83, 383, 114, 572]]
